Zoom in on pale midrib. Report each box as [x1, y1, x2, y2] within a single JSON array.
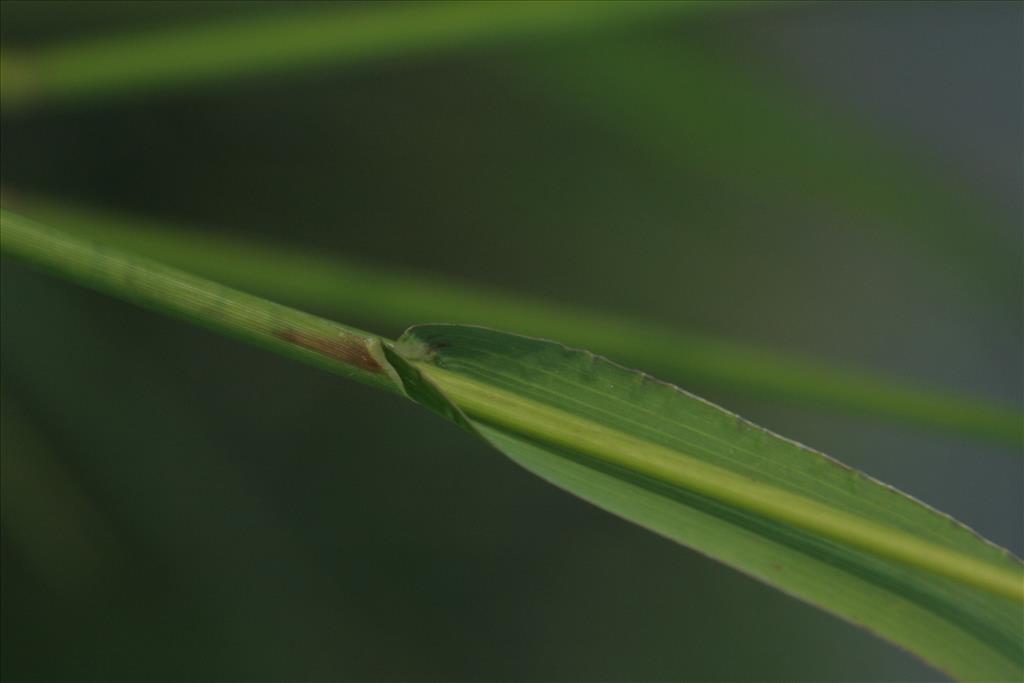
[[416, 363, 1024, 603], [432, 334, 975, 550]]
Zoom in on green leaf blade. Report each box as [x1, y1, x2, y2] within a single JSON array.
[[394, 325, 1024, 681], [4, 208, 1021, 679]]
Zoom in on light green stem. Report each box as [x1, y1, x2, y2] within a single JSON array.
[[0, 209, 401, 395]]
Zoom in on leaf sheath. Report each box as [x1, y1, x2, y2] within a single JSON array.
[[0, 209, 401, 395]]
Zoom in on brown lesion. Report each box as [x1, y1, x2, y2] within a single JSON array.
[[273, 329, 383, 374]]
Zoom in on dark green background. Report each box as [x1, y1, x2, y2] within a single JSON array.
[[2, 2, 1021, 681]]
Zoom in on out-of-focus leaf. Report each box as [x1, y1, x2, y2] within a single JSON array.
[[0, 0, 747, 108], [5, 195, 1019, 447], [0, 387, 114, 590], [518, 40, 1018, 312]]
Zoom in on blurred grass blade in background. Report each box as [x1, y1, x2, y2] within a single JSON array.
[[1, 387, 115, 592], [2, 208, 1022, 682], [2, 0, 1011, 319], [394, 325, 1024, 682], [5, 194, 1019, 447], [0, 209, 402, 396], [0, 0, 743, 108], [521, 40, 1019, 314]]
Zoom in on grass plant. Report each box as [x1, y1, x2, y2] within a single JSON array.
[[3, 3, 1020, 681], [3, 208, 1021, 681]]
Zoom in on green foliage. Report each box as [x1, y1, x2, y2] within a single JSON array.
[[394, 325, 1023, 682], [3, 209, 1021, 681], [3, 3, 1020, 680], [0, 0, 734, 107], [0, 209, 397, 394], [6, 195, 1019, 447], [523, 40, 1019, 314]]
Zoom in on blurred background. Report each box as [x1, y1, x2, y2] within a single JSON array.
[[1, 2, 1021, 681]]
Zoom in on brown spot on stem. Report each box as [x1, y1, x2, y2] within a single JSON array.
[[274, 330, 383, 373]]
